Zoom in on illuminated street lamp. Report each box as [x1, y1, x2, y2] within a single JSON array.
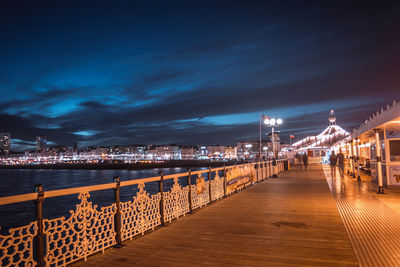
[[264, 117, 283, 177]]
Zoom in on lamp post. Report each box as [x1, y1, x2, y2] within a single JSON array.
[[264, 117, 283, 178]]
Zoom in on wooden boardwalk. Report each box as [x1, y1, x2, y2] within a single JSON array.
[[323, 165, 400, 267], [74, 165, 357, 266]]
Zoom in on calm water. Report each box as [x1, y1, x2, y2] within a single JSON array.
[[0, 167, 206, 232]]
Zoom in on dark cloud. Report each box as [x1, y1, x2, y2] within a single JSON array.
[[1, 1, 400, 150], [0, 113, 76, 145]]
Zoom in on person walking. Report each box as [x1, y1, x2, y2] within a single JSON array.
[[337, 149, 345, 178], [302, 153, 308, 170], [330, 151, 338, 178], [295, 153, 303, 170]]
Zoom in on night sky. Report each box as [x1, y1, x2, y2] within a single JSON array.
[[1, 1, 400, 151]]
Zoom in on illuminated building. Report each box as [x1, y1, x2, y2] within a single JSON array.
[[224, 146, 237, 159], [292, 110, 350, 162], [350, 100, 400, 190], [180, 146, 197, 160], [0, 133, 11, 155], [154, 145, 181, 160], [206, 145, 226, 158], [236, 141, 268, 159]]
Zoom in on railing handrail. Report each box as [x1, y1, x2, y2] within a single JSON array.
[[0, 162, 259, 206], [0, 159, 287, 267]]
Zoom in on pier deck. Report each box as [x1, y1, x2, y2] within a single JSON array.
[[75, 165, 358, 266]]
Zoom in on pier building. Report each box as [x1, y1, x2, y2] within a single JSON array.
[[292, 110, 349, 163]]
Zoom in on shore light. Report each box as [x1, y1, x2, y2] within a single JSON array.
[[264, 117, 283, 178], [264, 118, 283, 126]]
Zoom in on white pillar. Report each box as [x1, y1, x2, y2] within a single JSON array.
[[348, 141, 353, 176], [384, 126, 391, 185], [271, 127, 278, 178], [350, 139, 356, 178], [375, 129, 384, 194], [355, 139, 360, 181], [271, 127, 276, 158]]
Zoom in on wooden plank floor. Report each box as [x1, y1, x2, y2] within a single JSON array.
[[74, 165, 357, 267], [323, 165, 400, 266]]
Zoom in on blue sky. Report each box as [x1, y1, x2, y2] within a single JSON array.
[[1, 0, 399, 150]]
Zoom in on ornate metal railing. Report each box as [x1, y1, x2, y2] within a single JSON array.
[[0, 160, 287, 266]]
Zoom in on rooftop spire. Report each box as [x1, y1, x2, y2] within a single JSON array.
[[329, 110, 336, 125]]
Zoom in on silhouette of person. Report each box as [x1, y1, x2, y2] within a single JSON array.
[[337, 149, 345, 178], [302, 153, 308, 170], [330, 151, 337, 178]]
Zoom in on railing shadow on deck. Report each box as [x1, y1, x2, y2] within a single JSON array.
[[0, 160, 287, 267]]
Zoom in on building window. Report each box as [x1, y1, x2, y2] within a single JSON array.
[[389, 140, 400, 162]]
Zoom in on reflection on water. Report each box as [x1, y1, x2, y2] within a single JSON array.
[[0, 167, 206, 232]]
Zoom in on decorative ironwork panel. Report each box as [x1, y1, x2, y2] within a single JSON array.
[[0, 222, 37, 267], [211, 173, 224, 201], [191, 175, 210, 210], [120, 183, 161, 240], [44, 193, 116, 266], [164, 178, 189, 222]]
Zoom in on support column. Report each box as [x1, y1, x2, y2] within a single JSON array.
[[272, 127, 276, 159], [346, 142, 351, 175], [355, 139, 361, 181], [375, 129, 384, 194], [350, 139, 356, 178], [271, 127, 278, 178], [384, 126, 391, 186], [348, 141, 353, 176]]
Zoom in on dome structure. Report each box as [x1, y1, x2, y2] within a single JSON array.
[[292, 110, 349, 150]]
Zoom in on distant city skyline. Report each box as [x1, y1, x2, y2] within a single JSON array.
[[1, 1, 399, 151]]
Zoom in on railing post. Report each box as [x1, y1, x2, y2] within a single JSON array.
[[34, 184, 45, 267], [187, 169, 193, 213], [208, 167, 212, 203], [223, 166, 227, 197], [113, 176, 124, 248], [262, 161, 265, 180], [260, 162, 263, 179], [159, 171, 166, 225], [256, 163, 259, 183], [263, 161, 266, 180], [269, 161, 272, 178], [272, 158, 278, 178]]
